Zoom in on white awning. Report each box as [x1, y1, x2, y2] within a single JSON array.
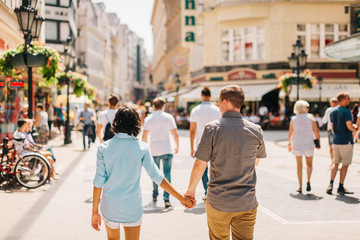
[[324, 33, 360, 62], [179, 83, 279, 102]]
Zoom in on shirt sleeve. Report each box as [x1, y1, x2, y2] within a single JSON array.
[[97, 112, 106, 126], [143, 117, 150, 130], [322, 109, 329, 124], [93, 146, 108, 188], [189, 109, 196, 122], [194, 125, 213, 162], [345, 110, 352, 122], [256, 128, 267, 159], [142, 146, 164, 186], [169, 115, 177, 129]]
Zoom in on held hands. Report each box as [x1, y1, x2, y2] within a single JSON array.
[[91, 212, 101, 231], [181, 196, 196, 209], [183, 191, 197, 209]]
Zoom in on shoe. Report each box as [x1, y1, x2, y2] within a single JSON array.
[[164, 200, 171, 208], [337, 187, 354, 195], [296, 188, 302, 194], [306, 182, 311, 192], [152, 197, 157, 202], [326, 185, 333, 195], [38, 175, 44, 183]]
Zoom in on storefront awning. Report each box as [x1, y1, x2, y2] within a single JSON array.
[[179, 83, 279, 102], [324, 33, 360, 62]]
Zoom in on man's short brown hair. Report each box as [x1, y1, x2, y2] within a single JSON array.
[[108, 94, 119, 107], [153, 97, 166, 110], [337, 92, 349, 102], [219, 85, 245, 109], [201, 87, 211, 97]]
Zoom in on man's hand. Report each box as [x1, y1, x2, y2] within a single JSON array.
[[181, 195, 196, 209], [174, 146, 179, 154], [191, 149, 195, 158], [91, 212, 101, 231]]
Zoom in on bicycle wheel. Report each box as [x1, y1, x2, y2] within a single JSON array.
[[14, 154, 50, 189]]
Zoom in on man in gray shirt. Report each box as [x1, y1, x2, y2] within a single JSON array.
[[185, 85, 266, 240], [80, 103, 94, 151]]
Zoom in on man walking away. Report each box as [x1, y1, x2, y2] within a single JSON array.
[[185, 85, 266, 240], [322, 97, 339, 166], [142, 97, 179, 208], [189, 87, 221, 199], [327, 92, 357, 195], [80, 103, 94, 151], [96, 94, 119, 143]]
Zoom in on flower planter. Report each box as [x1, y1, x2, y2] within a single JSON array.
[[26, 53, 46, 68], [10, 54, 26, 69]]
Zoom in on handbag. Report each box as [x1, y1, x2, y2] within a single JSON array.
[[314, 139, 320, 148]]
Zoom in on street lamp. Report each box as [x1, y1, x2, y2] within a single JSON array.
[[14, 0, 43, 119], [288, 37, 308, 100], [175, 73, 181, 112], [318, 76, 323, 112], [63, 36, 75, 144]]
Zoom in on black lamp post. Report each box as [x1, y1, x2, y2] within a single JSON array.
[[63, 36, 75, 144], [288, 37, 308, 101], [14, 0, 43, 119], [318, 76, 323, 112], [175, 73, 181, 111]]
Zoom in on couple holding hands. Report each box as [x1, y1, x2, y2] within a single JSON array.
[[91, 85, 267, 240]]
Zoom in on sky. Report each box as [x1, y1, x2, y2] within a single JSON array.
[[97, 0, 155, 56]]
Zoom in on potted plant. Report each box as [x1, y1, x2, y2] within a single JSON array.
[[278, 69, 317, 94]]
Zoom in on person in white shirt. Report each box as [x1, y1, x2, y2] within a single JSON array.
[[96, 94, 119, 143], [258, 104, 269, 122], [142, 97, 179, 208], [322, 97, 339, 165], [189, 87, 221, 198]]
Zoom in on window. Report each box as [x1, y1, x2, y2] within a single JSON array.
[[45, 21, 70, 42], [45, 21, 58, 41], [221, 26, 264, 62], [45, 0, 58, 5], [296, 23, 350, 58]]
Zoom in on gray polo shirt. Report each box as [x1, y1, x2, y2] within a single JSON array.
[[194, 111, 266, 213]]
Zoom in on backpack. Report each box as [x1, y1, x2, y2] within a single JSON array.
[[103, 112, 114, 141]]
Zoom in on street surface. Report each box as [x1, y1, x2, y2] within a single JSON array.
[[1, 130, 360, 240]]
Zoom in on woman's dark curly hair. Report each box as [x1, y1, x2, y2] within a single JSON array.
[[111, 106, 141, 137]]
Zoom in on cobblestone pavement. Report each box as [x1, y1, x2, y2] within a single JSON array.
[[1, 130, 360, 240]]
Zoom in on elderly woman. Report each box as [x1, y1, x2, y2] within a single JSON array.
[[288, 100, 320, 193]]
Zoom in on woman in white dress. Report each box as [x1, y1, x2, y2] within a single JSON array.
[[288, 100, 320, 193]]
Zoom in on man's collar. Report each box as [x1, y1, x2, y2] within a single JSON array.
[[222, 111, 242, 118], [114, 133, 136, 139], [201, 101, 211, 104]]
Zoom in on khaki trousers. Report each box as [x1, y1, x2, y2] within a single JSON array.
[[205, 200, 257, 240]]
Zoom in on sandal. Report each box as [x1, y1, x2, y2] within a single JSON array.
[[296, 188, 302, 194]]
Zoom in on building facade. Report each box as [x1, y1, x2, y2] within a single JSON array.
[[153, 0, 360, 113]]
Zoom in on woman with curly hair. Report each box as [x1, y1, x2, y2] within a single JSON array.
[[91, 106, 193, 240]]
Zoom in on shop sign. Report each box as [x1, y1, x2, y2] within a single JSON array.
[[10, 80, 24, 88], [173, 55, 187, 69], [45, 6, 70, 21], [0, 80, 4, 88], [184, 0, 196, 42], [191, 76, 206, 84], [228, 70, 256, 80]]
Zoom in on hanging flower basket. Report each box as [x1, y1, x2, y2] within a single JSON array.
[[57, 71, 95, 99], [0, 41, 61, 85], [278, 69, 317, 94]]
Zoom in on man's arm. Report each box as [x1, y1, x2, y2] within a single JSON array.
[[171, 129, 179, 154], [346, 121, 358, 132], [189, 122, 196, 157], [96, 124, 103, 143], [185, 159, 208, 207], [142, 130, 149, 143]]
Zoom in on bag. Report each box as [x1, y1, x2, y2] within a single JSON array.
[[314, 139, 320, 148], [103, 112, 114, 141]]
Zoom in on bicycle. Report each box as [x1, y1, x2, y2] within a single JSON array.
[[0, 137, 51, 189]]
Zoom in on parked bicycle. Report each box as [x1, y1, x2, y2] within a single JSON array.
[[0, 137, 50, 189]]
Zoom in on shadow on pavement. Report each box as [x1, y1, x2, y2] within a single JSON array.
[[143, 201, 174, 214], [289, 193, 324, 201], [335, 195, 360, 204], [184, 202, 205, 215]]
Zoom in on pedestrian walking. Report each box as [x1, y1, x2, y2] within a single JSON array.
[[91, 107, 193, 240], [74, 105, 80, 132], [288, 100, 320, 193], [189, 87, 221, 199], [34, 103, 49, 145], [322, 97, 339, 165], [326, 92, 357, 195], [55, 103, 65, 137], [96, 94, 119, 143], [185, 85, 266, 240], [45, 103, 54, 139], [79, 103, 95, 151], [142, 97, 179, 208]]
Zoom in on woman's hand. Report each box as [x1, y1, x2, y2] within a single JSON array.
[[181, 195, 196, 209], [91, 212, 101, 231], [288, 143, 292, 152]]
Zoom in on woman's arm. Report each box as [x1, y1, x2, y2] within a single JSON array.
[[160, 178, 194, 208], [91, 187, 102, 231], [288, 120, 293, 152], [34, 114, 41, 128]]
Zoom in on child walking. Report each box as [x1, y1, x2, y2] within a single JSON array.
[[91, 107, 193, 240]]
